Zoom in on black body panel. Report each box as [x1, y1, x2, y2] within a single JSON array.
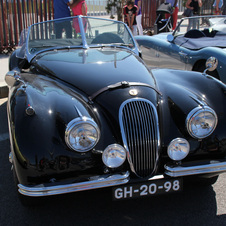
[[7, 48, 226, 187]]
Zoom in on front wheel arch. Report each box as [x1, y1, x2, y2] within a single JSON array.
[[193, 60, 220, 80]]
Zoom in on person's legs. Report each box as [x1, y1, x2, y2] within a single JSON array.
[[55, 22, 63, 38], [222, 0, 226, 14], [64, 21, 72, 38], [190, 16, 198, 30], [222, 4, 226, 14], [132, 25, 138, 36], [187, 12, 194, 31], [136, 14, 143, 35], [194, 17, 200, 29], [187, 18, 193, 31]]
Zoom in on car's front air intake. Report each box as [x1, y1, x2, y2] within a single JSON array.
[[119, 98, 160, 178]]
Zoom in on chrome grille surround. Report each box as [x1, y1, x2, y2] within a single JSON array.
[[119, 98, 160, 178]]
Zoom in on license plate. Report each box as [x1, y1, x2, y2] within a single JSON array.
[[113, 178, 182, 200]]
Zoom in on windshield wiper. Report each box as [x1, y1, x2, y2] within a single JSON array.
[[93, 43, 133, 48], [115, 43, 133, 47], [30, 44, 58, 48]]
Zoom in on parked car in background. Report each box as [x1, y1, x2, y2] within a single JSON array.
[[135, 15, 226, 83], [5, 16, 226, 206]]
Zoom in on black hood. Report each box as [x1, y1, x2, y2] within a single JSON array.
[[32, 48, 156, 96]]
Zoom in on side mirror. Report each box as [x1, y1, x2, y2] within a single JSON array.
[[167, 34, 174, 43], [205, 57, 218, 72], [5, 71, 26, 88], [5, 71, 18, 87]]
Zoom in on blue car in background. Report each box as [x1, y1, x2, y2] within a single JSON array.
[[135, 15, 226, 83]]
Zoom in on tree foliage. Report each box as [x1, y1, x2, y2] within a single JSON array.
[[106, 0, 125, 21]]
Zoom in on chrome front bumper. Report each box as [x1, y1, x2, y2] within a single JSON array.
[[18, 160, 226, 197], [18, 171, 130, 197], [165, 160, 226, 177]]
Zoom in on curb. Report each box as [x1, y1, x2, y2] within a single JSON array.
[[0, 86, 9, 99]]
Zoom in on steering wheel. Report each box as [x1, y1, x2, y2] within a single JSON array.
[[184, 29, 206, 38], [91, 32, 124, 44]]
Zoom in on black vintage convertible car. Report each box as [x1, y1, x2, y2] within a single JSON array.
[[5, 16, 226, 205]]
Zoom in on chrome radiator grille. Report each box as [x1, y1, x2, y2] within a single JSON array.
[[119, 98, 160, 178]]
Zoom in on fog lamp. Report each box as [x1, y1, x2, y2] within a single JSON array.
[[102, 144, 126, 168], [168, 138, 190, 161]]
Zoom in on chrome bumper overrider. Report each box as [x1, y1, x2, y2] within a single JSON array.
[[165, 160, 226, 177], [18, 171, 130, 197]]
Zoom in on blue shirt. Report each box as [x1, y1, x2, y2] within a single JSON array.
[[135, 0, 142, 15], [165, 0, 178, 7], [53, 0, 71, 19]]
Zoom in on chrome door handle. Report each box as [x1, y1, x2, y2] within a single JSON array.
[[179, 52, 187, 57], [156, 52, 160, 57]]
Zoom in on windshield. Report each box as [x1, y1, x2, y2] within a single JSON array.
[[173, 15, 226, 36], [23, 16, 135, 61]]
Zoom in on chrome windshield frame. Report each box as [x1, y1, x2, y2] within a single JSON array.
[[22, 16, 139, 62]]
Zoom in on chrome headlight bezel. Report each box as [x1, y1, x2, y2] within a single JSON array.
[[65, 117, 100, 152], [186, 106, 218, 139]]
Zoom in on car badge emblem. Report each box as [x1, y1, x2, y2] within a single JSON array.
[[129, 89, 138, 96]]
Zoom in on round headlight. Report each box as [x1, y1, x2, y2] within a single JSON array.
[[186, 106, 217, 139], [102, 144, 127, 168], [65, 117, 100, 152], [168, 138, 190, 161]]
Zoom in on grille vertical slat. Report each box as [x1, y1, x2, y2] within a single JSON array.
[[142, 102, 151, 174], [142, 102, 150, 175], [119, 99, 159, 178]]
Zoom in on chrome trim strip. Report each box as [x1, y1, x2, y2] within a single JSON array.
[[9, 152, 13, 164], [18, 171, 130, 197], [165, 160, 226, 177], [78, 16, 89, 49], [89, 82, 162, 101]]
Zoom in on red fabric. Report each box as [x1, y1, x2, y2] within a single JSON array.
[[73, 18, 88, 33], [72, 1, 87, 16], [72, 1, 87, 33], [165, 6, 179, 30]]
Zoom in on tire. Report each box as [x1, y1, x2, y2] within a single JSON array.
[[185, 175, 219, 187], [195, 175, 219, 186]]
